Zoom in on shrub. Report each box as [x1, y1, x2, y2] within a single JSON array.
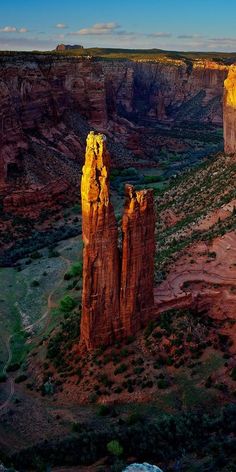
[[97, 404, 110, 416], [71, 422, 80, 432], [31, 279, 40, 287], [60, 295, 77, 312], [144, 320, 155, 338], [30, 251, 42, 259], [107, 440, 124, 457], [64, 262, 83, 280], [114, 363, 127, 375], [0, 373, 7, 382], [157, 378, 170, 389], [48, 247, 60, 258], [15, 374, 28, 383], [231, 367, 236, 381]]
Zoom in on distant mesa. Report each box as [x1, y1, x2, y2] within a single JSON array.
[[55, 44, 84, 51]]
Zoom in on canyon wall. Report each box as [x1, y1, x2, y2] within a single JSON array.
[[0, 55, 228, 192], [224, 65, 236, 154], [80, 132, 155, 349]]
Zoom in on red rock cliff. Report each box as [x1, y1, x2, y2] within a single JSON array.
[[224, 65, 236, 154], [80, 131, 121, 349], [80, 134, 156, 349], [0, 55, 228, 192], [120, 185, 155, 337]]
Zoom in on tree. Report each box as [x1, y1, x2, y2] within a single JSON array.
[[107, 440, 124, 457]]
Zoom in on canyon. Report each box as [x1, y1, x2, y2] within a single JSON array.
[[1, 50, 236, 472], [0, 53, 229, 221]]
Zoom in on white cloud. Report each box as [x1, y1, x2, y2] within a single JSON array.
[[0, 26, 17, 33], [178, 34, 204, 39], [210, 37, 236, 43], [70, 22, 119, 36], [56, 23, 67, 29], [148, 32, 172, 38], [18, 28, 29, 33], [0, 26, 29, 33]]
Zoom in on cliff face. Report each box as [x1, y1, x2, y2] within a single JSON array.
[[224, 66, 236, 154], [0, 55, 228, 219], [120, 185, 155, 336], [0, 56, 228, 190], [128, 61, 227, 123], [80, 132, 121, 349], [80, 132, 155, 350]]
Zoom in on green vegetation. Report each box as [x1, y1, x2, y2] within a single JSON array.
[[59, 295, 77, 312], [64, 262, 83, 280], [6, 47, 235, 66], [5, 404, 236, 471], [156, 154, 236, 277], [107, 440, 124, 457]]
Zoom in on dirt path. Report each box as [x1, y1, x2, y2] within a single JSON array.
[[0, 251, 71, 414]]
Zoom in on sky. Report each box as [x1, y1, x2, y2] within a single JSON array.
[[1, 0, 236, 52]]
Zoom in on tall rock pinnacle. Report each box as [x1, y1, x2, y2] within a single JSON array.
[[120, 185, 155, 336], [224, 66, 236, 154], [80, 131, 120, 349], [80, 132, 156, 350]]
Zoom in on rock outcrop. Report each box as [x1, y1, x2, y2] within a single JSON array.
[[3, 178, 71, 218], [123, 464, 163, 472], [224, 65, 236, 154], [120, 185, 155, 336], [80, 133, 155, 350], [80, 132, 121, 349]]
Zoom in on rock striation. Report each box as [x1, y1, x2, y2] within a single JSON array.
[[120, 185, 155, 336], [80, 132, 155, 349], [224, 65, 236, 154], [80, 132, 121, 349]]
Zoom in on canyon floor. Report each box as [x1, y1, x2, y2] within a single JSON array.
[[1, 149, 236, 471]]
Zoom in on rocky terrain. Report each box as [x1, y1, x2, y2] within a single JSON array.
[[0, 52, 229, 227], [1, 50, 236, 472]]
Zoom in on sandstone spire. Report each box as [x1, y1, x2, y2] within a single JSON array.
[[80, 131, 120, 349], [80, 133, 156, 350], [224, 65, 236, 154], [120, 185, 155, 337]]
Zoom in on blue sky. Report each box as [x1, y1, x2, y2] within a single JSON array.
[[0, 0, 236, 52]]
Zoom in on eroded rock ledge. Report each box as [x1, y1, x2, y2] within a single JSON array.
[[80, 132, 155, 349]]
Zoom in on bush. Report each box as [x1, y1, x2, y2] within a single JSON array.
[[60, 295, 77, 312], [31, 279, 40, 287], [48, 247, 60, 258], [15, 374, 28, 383], [114, 363, 127, 375], [107, 440, 124, 457], [231, 367, 236, 381], [97, 404, 110, 416], [0, 373, 7, 382], [157, 378, 170, 389], [30, 251, 42, 259], [64, 262, 83, 280], [71, 422, 80, 432]]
